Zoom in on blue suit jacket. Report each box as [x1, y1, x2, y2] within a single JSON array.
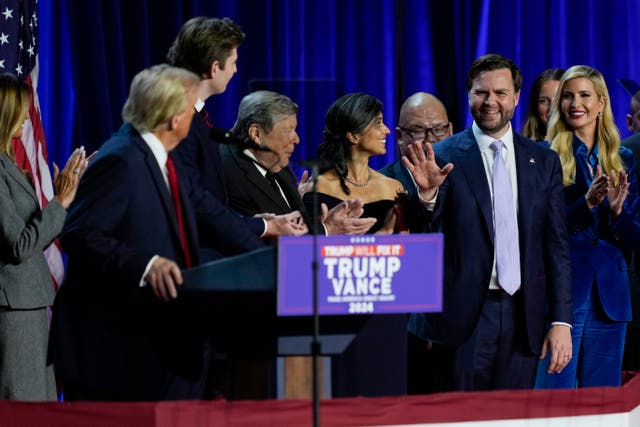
[[174, 109, 265, 254], [378, 159, 418, 200], [51, 124, 255, 400], [410, 127, 572, 354], [562, 136, 639, 321]]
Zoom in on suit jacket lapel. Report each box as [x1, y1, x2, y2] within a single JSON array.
[[514, 134, 536, 245], [175, 160, 199, 265], [0, 154, 39, 206], [197, 109, 228, 201], [456, 128, 494, 241], [130, 131, 183, 249], [234, 147, 291, 212], [396, 161, 417, 200], [277, 167, 305, 211]]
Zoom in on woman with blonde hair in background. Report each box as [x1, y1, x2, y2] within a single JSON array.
[[0, 73, 87, 400], [535, 65, 640, 388]]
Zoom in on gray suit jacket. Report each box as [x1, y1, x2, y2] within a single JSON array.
[[0, 153, 65, 308]]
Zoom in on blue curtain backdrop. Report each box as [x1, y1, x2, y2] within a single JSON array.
[[38, 0, 640, 174]]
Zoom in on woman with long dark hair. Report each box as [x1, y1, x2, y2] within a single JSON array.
[[303, 92, 406, 233]]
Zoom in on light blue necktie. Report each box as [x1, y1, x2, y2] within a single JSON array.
[[490, 140, 521, 295]]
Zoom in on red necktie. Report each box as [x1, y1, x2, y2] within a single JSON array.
[[165, 156, 193, 268], [201, 108, 213, 128]]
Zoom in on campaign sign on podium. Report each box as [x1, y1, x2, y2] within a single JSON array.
[[277, 234, 443, 316]]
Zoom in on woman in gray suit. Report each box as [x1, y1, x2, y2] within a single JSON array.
[[0, 73, 87, 400]]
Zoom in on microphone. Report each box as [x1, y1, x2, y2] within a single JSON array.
[[209, 125, 270, 152]]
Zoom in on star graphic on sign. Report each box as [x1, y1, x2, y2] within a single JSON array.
[[18, 39, 23, 49], [0, 33, 8, 45], [0, 59, 4, 69], [2, 7, 13, 20], [27, 45, 35, 57], [15, 64, 23, 75]]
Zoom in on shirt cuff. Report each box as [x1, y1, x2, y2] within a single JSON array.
[[139, 255, 159, 287], [418, 186, 438, 210], [321, 223, 329, 236], [260, 218, 268, 237], [551, 321, 572, 329]]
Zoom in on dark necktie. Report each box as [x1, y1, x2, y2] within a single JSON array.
[[265, 171, 291, 208], [265, 171, 279, 191], [490, 140, 520, 295], [165, 156, 193, 268]]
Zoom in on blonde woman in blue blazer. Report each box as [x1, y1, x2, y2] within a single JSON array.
[[535, 66, 639, 388], [0, 73, 87, 400]]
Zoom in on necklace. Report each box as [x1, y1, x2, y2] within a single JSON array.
[[344, 168, 372, 187]]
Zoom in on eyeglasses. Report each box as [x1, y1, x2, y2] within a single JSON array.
[[399, 123, 451, 140]]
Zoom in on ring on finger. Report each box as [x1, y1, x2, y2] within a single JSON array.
[[72, 168, 80, 174]]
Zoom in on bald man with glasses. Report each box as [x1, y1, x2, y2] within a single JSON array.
[[378, 92, 454, 393], [379, 92, 452, 232]]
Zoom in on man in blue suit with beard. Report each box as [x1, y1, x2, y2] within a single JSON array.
[[406, 54, 573, 390]]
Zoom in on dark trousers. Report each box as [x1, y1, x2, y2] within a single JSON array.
[[407, 333, 453, 394], [453, 290, 537, 390], [63, 371, 208, 402]]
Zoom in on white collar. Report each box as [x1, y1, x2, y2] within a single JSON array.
[[472, 121, 515, 153], [194, 98, 205, 113]]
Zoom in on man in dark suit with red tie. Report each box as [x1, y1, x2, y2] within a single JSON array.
[[405, 54, 573, 390], [51, 65, 247, 401]]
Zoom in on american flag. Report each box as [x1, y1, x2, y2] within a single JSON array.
[[1, 0, 64, 289]]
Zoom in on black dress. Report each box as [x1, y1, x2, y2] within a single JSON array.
[[302, 191, 407, 397], [302, 193, 395, 234]]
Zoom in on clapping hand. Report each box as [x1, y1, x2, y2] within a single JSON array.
[[322, 199, 376, 235], [585, 165, 608, 209], [297, 169, 312, 197], [260, 210, 309, 237], [53, 147, 89, 209], [607, 170, 629, 220]]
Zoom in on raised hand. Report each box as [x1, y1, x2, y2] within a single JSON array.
[[53, 147, 89, 209], [607, 170, 629, 219], [585, 165, 608, 209], [402, 141, 453, 200]]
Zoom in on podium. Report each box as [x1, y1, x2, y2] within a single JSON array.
[[181, 234, 443, 399], [181, 246, 367, 356], [180, 247, 369, 398]]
